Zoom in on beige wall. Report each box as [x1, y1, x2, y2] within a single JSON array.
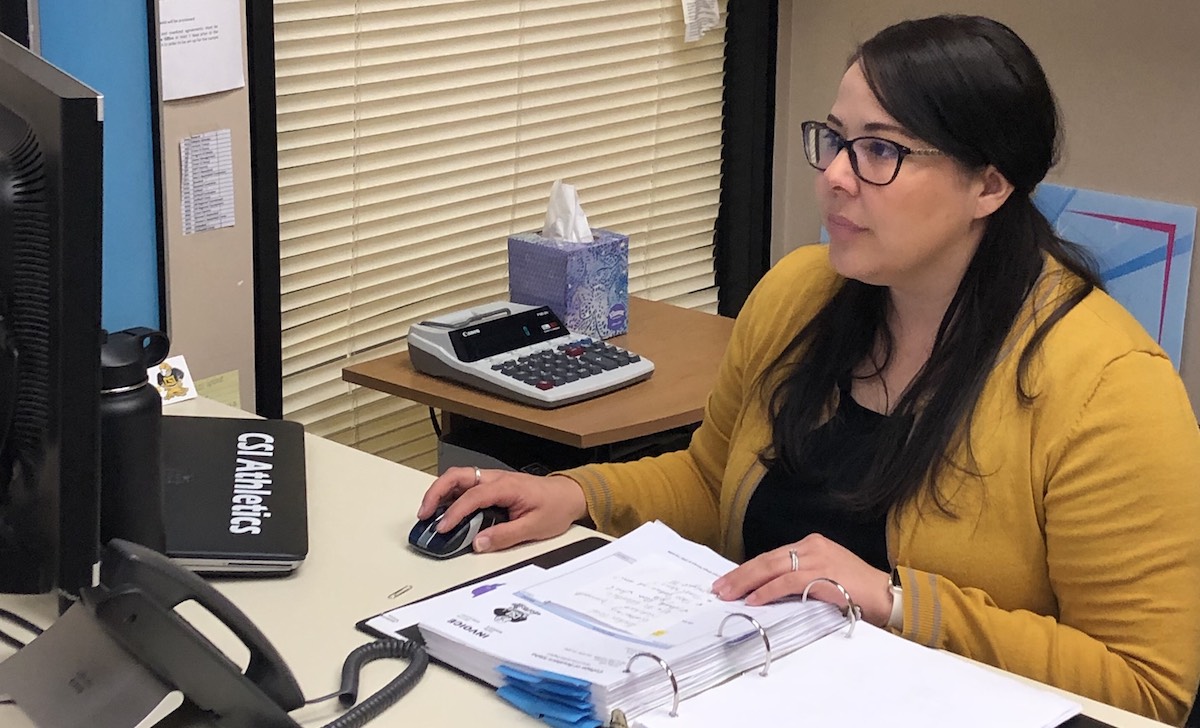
[[772, 0, 1200, 408], [156, 0, 256, 410]]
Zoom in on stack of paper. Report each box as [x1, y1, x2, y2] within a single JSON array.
[[367, 521, 1082, 728], [632, 622, 1081, 728], [412, 522, 850, 726]]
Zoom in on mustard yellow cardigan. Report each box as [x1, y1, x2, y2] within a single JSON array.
[[564, 244, 1200, 724]]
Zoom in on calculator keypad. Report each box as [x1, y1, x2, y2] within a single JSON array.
[[494, 339, 642, 391]]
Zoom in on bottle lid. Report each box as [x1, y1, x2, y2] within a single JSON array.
[[100, 327, 170, 391]]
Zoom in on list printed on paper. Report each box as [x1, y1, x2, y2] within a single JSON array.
[[681, 0, 721, 42], [180, 129, 235, 235]]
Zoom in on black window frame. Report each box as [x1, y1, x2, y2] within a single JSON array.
[[246, 4, 777, 417]]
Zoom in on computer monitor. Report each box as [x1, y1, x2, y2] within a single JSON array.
[[0, 33, 103, 599]]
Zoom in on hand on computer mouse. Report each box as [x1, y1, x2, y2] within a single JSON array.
[[408, 505, 510, 558], [416, 466, 588, 554]]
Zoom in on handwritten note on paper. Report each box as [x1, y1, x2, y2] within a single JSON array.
[[180, 129, 235, 235], [158, 0, 245, 101], [524, 554, 721, 638]]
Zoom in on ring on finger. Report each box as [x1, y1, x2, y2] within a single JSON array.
[[788, 549, 799, 573], [473, 466, 482, 486]]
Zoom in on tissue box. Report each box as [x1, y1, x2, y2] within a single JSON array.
[[507, 228, 630, 340]]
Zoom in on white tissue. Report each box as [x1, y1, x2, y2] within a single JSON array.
[[541, 180, 593, 243]]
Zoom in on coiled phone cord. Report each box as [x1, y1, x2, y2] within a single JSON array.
[[317, 638, 430, 728]]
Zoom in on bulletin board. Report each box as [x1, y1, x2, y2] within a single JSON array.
[[154, 0, 256, 410]]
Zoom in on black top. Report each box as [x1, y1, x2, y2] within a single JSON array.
[[742, 387, 892, 571]]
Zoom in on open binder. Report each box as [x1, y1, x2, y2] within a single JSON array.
[[359, 523, 1116, 728]]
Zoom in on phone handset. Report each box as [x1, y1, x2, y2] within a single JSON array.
[[80, 539, 430, 728], [81, 539, 305, 727]]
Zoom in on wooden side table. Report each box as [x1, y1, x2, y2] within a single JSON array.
[[342, 297, 734, 449]]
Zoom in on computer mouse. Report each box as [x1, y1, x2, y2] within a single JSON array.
[[408, 504, 510, 559]]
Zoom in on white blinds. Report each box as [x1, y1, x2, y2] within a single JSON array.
[[274, 0, 728, 471]]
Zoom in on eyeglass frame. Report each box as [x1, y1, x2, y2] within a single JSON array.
[[800, 120, 944, 186]]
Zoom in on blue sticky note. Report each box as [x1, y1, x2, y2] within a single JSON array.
[[497, 685, 597, 725], [508, 683, 592, 711], [544, 716, 604, 728], [497, 664, 593, 700]]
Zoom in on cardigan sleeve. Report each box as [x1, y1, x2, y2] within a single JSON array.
[[898, 351, 1200, 725]]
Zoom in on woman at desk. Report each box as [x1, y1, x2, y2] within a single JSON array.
[[419, 14, 1200, 724]]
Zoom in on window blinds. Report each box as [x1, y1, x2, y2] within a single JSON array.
[[274, 0, 727, 471]]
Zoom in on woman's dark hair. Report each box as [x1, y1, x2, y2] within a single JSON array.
[[763, 15, 1103, 517]]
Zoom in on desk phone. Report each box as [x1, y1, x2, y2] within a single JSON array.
[[407, 302, 654, 408]]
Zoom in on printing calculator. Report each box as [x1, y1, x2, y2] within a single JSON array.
[[407, 302, 654, 408]]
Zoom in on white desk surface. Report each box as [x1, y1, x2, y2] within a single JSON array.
[[0, 398, 1171, 728]]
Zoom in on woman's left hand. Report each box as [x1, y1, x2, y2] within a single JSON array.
[[711, 533, 893, 627]]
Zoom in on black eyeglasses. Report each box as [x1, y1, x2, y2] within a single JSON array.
[[801, 120, 943, 186]]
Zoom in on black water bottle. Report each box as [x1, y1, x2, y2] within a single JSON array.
[[99, 327, 170, 552]]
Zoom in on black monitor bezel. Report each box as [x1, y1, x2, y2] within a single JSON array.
[[0, 33, 103, 598]]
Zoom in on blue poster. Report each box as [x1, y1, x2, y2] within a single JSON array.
[[1033, 183, 1197, 366]]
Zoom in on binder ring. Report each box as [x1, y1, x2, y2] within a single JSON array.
[[717, 613, 773, 676], [801, 577, 860, 638], [625, 652, 680, 717]]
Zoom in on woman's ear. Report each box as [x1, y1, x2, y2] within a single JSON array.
[[973, 165, 1015, 219]]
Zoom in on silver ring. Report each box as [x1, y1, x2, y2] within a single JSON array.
[[801, 577, 860, 638], [625, 652, 680, 717], [788, 549, 799, 573], [472, 466, 481, 486], [717, 613, 773, 676]]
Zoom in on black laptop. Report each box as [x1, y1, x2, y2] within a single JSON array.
[[161, 416, 309, 575]]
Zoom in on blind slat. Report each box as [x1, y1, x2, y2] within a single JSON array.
[[281, 247, 715, 370], [278, 0, 727, 472]]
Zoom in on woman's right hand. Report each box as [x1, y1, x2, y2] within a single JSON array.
[[416, 466, 589, 553]]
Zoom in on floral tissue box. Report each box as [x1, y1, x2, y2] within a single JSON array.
[[507, 229, 630, 340]]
